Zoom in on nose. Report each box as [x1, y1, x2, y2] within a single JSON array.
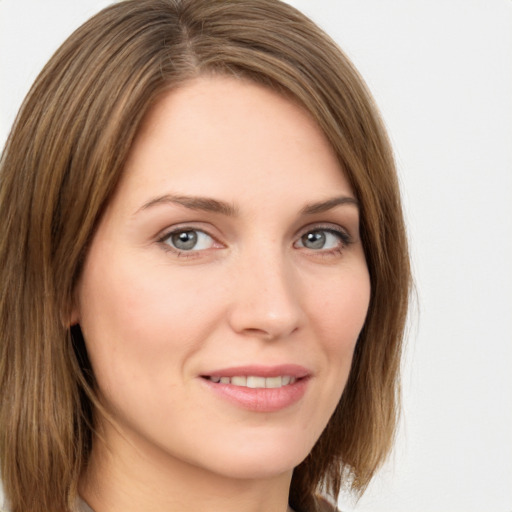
[[227, 245, 303, 341]]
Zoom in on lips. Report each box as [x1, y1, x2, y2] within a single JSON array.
[[200, 364, 310, 412]]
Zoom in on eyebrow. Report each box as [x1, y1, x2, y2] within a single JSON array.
[[300, 196, 359, 214], [137, 194, 239, 216], [136, 193, 358, 217]]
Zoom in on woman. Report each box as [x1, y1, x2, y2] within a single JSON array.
[[0, 1, 410, 511]]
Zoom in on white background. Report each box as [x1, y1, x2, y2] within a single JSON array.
[[1, 1, 511, 511]]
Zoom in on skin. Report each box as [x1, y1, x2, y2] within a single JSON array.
[[74, 75, 370, 512]]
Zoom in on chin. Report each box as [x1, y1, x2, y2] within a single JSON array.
[[186, 430, 316, 481]]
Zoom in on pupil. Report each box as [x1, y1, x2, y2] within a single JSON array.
[[303, 231, 325, 249], [172, 231, 197, 250]]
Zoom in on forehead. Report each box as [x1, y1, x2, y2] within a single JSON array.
[[114, 75, 352, 211]]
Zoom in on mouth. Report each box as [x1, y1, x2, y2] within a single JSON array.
[[199, 365, 310, 412], [202, 375, 299, 388]]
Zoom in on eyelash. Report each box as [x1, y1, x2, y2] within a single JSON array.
[[157, 224, 353, 258], [294, 225, 353, 256], [157, 227, 221, 258]]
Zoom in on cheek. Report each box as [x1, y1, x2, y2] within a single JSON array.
[[76, 254, 225, 389], [303, 266, 370, 422], [289, 267, 370, 451], [308, 269, 371, 355]]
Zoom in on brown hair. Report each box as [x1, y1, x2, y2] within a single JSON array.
[[0, 1, 410, 511]]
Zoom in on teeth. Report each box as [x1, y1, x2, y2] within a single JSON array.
[[207, 375, 297, 389], [265, 376, 282, 388], [246, 376, 265, 388], [231, 376, 247, 386]]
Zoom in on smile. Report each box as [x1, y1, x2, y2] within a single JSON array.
[[200, 365, 310, 412], [205, 375, 297, 388]]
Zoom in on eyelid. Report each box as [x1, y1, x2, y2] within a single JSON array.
[[294, 223, 354, 256], [157, 224, 224, 256], [155, 222, 354, 257], [296, 223, 353, 245]]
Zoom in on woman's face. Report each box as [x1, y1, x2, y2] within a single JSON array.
[[74, 76, 370, 481]]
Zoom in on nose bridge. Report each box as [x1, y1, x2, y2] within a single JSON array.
[[228, 237, 302, 339]]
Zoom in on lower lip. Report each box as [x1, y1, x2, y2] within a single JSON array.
[[201, 377, 309, 413]]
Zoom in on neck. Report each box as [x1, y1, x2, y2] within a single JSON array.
[[79, 423, 293, 512]]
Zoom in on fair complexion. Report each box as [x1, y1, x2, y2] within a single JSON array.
[[74, 76, 370, 512]]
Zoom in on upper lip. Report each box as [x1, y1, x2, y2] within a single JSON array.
[[200, 364, 311, 379]]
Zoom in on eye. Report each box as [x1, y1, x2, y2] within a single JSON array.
[[161, 229, 216, 252], [295, 227, 351, 252]]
